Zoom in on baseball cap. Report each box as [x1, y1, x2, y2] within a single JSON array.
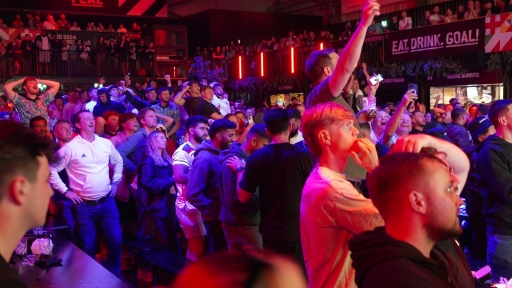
[[468, 116, 493, 141]]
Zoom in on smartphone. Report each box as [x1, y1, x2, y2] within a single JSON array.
[[94, 83, 99, 88], [237, 40, 240, 44], [408, 83, 418, 93], [126, 73, 131, 79], [369, 74, 383, 85]]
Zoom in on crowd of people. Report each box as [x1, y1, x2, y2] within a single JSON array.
[[1, 0, 512, 288], [0, 12, 141, 33], [345, 0, 510, 36], [0, 32, 154, 77]]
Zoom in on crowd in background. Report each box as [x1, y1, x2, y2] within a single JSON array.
[[4, 1, 512, 287], [0, 12, 141, 33]]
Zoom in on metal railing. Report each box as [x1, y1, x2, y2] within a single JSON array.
[[0, 53, 15, 83], [3, 50, 156, 80]]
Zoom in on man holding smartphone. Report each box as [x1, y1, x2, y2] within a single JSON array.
[[380, 89, 418, 147], [304, 0, 380, 183]]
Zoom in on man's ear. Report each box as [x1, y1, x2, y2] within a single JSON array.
[[8, 176, 29, 206], [323, 66, 332, 76], [318, 130, 331, 146], [409, 191, 427, 215]]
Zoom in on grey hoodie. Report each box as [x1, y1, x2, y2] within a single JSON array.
[[219, 143, 260, 226]]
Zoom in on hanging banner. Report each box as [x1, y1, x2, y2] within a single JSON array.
[[0, 28, 140, 47], [426, 69, 502, 86], [485, 13, 512, 52], [387, 17, 486, 62]]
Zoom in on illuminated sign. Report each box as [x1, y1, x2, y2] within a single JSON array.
[[72, 0, 104, 8]]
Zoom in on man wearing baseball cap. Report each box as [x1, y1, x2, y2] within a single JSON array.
[[462, 116, 495, 260], [469, 116, 495, 145]]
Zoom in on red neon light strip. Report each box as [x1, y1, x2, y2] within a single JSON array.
[[239, 56, 242, 79], [260, 52, 264, 77], [291, 47, 295, 74]]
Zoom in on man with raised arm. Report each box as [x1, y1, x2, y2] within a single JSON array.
[[304, 0, 380, 181], [3, 77, 60, 126], [305, 0, 380, 110]]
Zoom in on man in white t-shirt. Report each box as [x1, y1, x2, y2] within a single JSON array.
[[218, 93, 231, 116], [301, 102, 383, 288], [172, 115, 209, 261], [42, 15, 57, 30], [117, 24, 127, 33], [85, 87, 98, 112], [399, 11, 412, 30]]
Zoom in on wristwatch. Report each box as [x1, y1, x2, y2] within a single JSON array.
[[236, 166, 245, 172]]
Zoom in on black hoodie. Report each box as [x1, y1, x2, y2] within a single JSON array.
[[219, 143, 260, 226], [92, 93, 125, 117], [476, 134, 512, 235], [462, 144, 484, 216], [349, 227, 474, 288]]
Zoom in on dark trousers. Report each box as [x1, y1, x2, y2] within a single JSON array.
[[137, 194, 178, 252], [204, 220, 227, 254], [130, 187, 151, 239], [468, 214, 487, 260], [74, 196, 122, 276], [263, 237, 305, 273]]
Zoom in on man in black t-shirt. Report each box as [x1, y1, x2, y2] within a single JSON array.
[[174, 81, 201, 117], [410, 110, 427, 135], [197, 86, 223, 120], [235, 109, 313, 268], [0, 121, 57, 288]]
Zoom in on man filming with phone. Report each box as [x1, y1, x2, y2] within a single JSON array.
[[379, 89, 418, 147]]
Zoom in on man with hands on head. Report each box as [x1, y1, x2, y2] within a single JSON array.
[[300, 102, 384, 288], [3, 76, 60, 127], [49, 110, 124, 276]]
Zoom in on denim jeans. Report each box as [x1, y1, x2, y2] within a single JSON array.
[[74, 196, 122, 276], [53, 195, 75, 237], [222, 223, 262, 251], [487, 233, 512, 267]]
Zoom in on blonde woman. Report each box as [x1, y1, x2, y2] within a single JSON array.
[[137, 130, 177, 249]]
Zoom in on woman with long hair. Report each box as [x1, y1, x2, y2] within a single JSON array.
[[137, 131, 177, 249]]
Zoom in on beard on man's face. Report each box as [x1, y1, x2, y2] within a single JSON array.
[[424, 211, 463, 243]]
